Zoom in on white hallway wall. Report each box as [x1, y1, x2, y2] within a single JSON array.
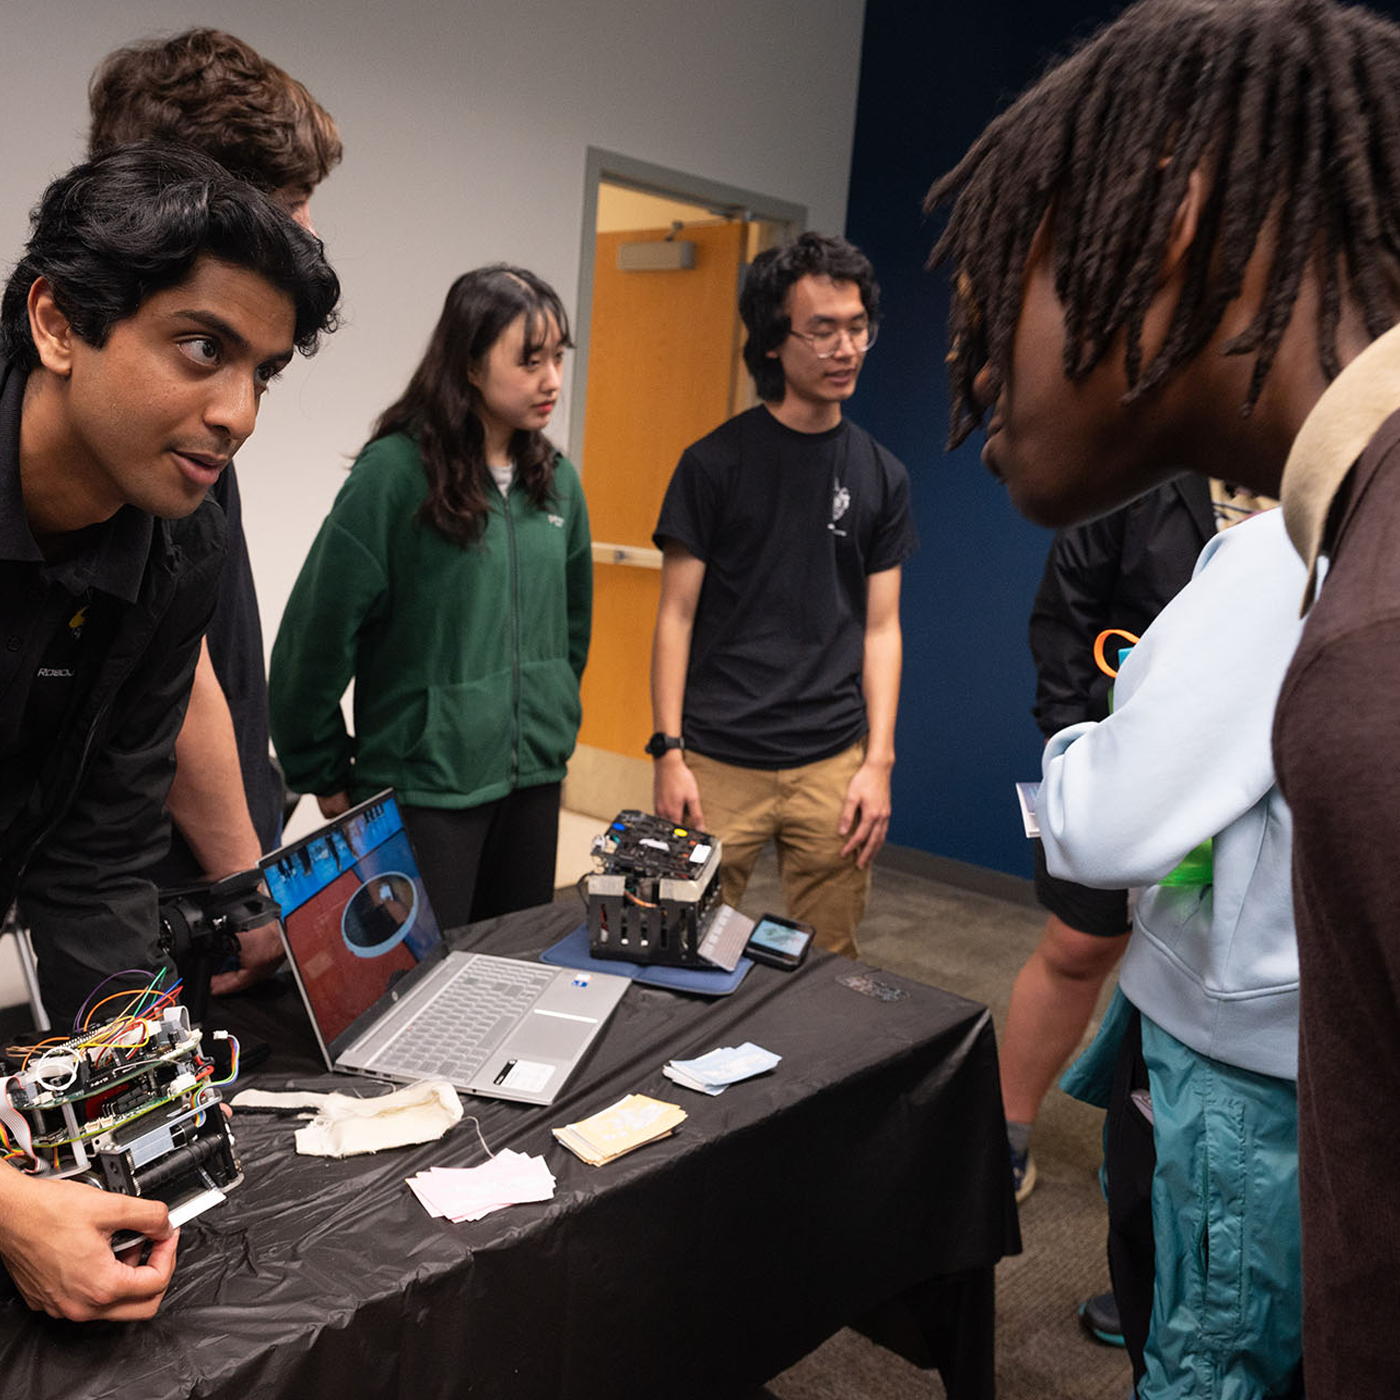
[[1, 0, 865, 654]]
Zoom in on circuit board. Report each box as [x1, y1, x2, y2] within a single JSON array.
[[586, 810, 723, 967], [0, 973, 242, 1231]]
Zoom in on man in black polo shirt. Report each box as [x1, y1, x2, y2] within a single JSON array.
[[650, 233, 917, 957], [0, 145, 339, 1320]]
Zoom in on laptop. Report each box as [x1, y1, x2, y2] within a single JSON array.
[[259, 791, 630, 1105]]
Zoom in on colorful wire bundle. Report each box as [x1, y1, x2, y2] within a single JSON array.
[[1, 969, 235, 1174]]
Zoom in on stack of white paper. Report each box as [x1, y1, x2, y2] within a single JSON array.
[[662, 1042, 782, 1095], [407, 1149, 556, 1222]]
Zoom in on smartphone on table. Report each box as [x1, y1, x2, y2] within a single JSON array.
[[745, 913, 814, 970]]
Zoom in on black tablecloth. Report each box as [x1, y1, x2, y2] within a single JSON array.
[[0, 903, 1020, 1399]]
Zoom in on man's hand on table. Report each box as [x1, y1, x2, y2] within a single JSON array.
[[0, 1166, 178, 1320]]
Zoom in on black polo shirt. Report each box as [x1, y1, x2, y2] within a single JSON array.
[[0, 361, 153, 837]]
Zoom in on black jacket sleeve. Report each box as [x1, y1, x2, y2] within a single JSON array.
[[1029, 513, 1128, 737], [1028, 476, 1217, 739]]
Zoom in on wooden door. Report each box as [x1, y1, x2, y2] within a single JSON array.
[[568, 220, 748, 817]]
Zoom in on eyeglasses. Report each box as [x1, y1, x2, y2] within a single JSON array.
[[786, 321, 878, 358]]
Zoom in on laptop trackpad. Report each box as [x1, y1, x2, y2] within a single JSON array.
[[514, 1012, 598, 1059]]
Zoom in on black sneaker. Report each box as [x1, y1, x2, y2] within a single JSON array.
[[1078, 1290, 1126, 1347]]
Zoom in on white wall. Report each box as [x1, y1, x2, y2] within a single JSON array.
[[1, 0, 865, 652]]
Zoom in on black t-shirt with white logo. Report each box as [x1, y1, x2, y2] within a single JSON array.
[[653, 406, 917, 767]]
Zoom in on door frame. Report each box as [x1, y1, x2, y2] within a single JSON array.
[[568, 147, 807, 474], [563, 151, 805, 820]]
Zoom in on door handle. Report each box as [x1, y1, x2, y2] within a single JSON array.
[[591, 542, 663, 570]]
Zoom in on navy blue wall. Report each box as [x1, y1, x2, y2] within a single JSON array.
[[844, 0, 1137, 878]]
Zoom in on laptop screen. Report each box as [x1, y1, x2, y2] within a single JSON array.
[[260, 792, 443, 1047]]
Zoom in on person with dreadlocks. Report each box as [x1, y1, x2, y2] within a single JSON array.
[[925, 2, 1400, 1396]]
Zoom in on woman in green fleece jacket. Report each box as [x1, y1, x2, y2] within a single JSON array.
[[269, 266, 591, 926]]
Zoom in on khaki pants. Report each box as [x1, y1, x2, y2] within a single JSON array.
[[686, 741, 871, 958]]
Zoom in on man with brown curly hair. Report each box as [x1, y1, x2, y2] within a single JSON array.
[[77, 31, 342, 995], [89, 28, 341, 230]]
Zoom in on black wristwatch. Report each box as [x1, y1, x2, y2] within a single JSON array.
[[645, 731, 684, 758]]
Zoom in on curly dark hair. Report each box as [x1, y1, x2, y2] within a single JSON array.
[[89, 28, 342, 194], [371, 266, 573, 547], [0, 145, 341, 371], [739, 232, 881, 401], [925, 0, 1400, 450]]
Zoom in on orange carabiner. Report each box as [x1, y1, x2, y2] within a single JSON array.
[[1093, 628, 1141, 678]]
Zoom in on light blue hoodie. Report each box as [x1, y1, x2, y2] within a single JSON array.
[[1039, 507, 1306, 1080]]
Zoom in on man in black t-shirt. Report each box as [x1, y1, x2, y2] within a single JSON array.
[[650, 233, 917, 957]]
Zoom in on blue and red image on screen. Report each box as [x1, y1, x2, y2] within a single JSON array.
[[263, 796, 441, 1046]]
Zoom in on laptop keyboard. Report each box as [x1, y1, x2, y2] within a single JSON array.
[[371, 958, 556, 1083]]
